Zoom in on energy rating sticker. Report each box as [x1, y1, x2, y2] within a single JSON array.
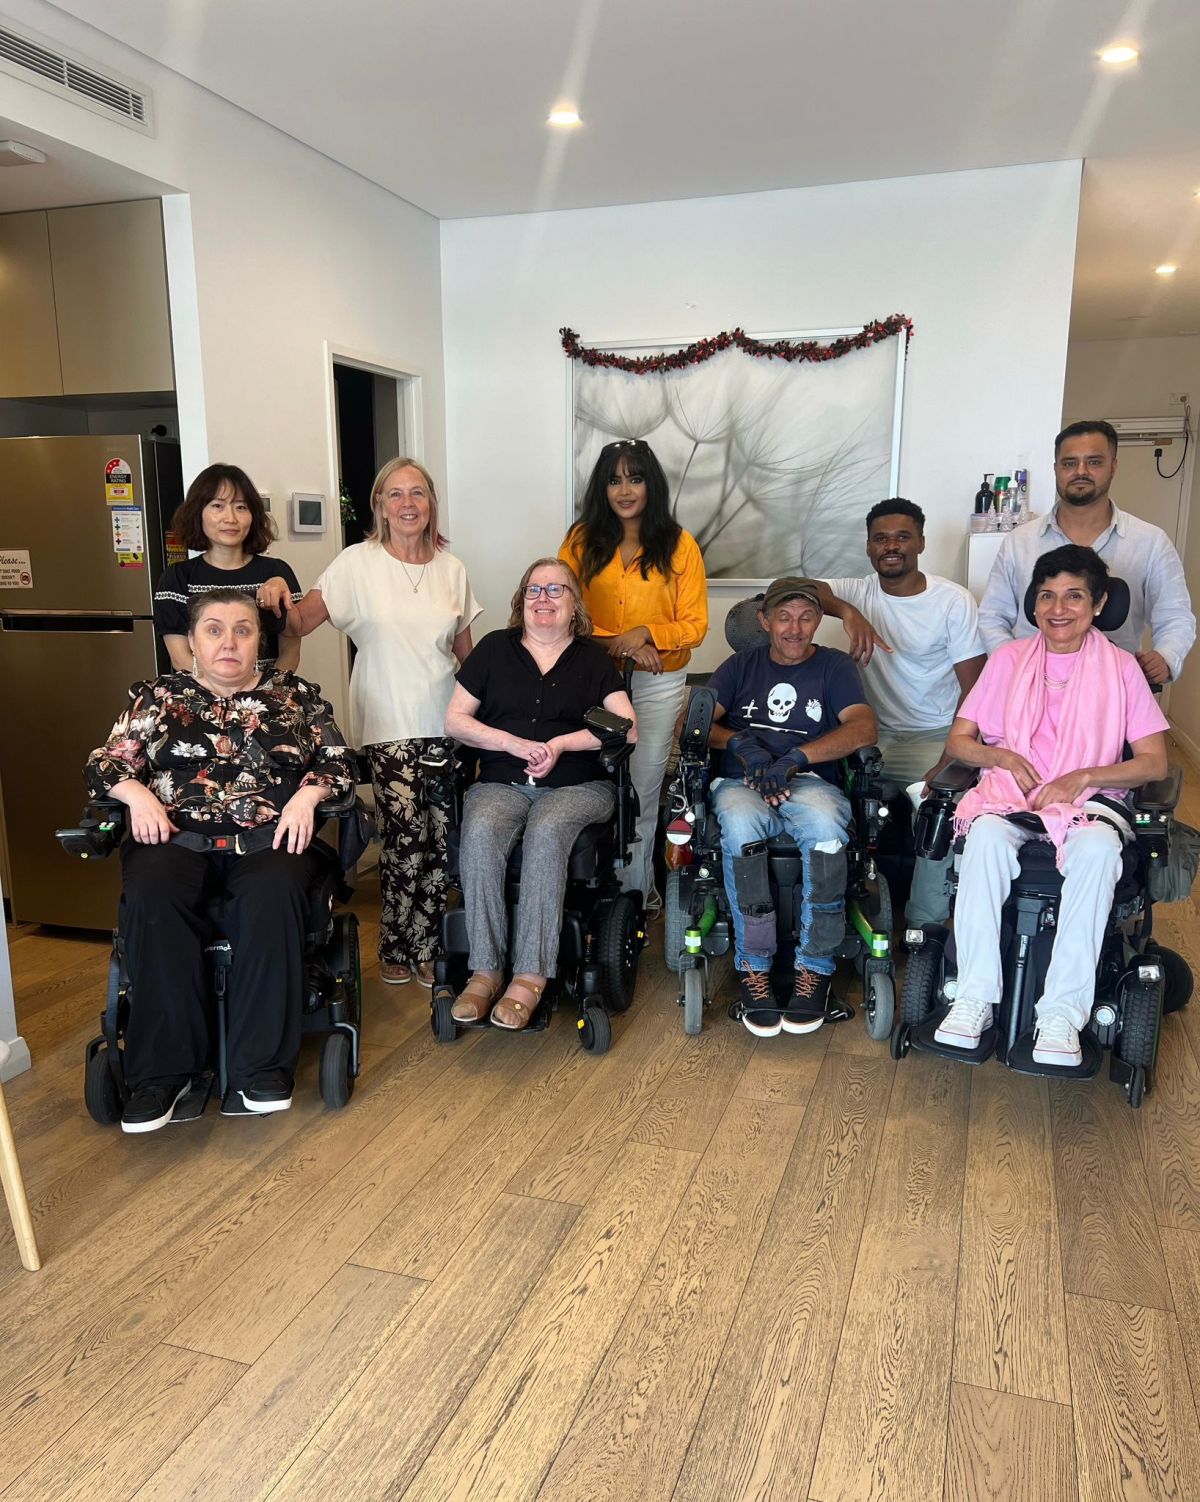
[[105, 456, 134, 504]]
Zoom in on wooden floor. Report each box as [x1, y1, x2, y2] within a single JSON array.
[[3, 756, 1200, 1500]]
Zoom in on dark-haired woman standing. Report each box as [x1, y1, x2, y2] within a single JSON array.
[[559, 439, 707, 908], [154, 462, 302, 673]]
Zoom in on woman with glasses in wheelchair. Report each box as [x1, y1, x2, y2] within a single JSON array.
[[443, 558, 636, 1030], [935, 544, 1169, 1066], [85, 587, 357, 1131]]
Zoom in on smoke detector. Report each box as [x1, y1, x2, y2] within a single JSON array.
[[0, 138, 46, 166]]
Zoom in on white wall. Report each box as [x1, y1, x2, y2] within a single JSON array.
[[442, 161, 1082, 669], [1064, 335, 1200, 753], [1, 0, 447, 722]]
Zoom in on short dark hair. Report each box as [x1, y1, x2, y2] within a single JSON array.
[[1054, 420, 1119, 458], [185, 585, 265, 662], [865, 497, 925, 534], [171, 463, 276, 554], [1030, 544, 1110, 602]]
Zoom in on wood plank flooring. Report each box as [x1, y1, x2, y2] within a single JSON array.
[[2, 738, 1200, 1499]]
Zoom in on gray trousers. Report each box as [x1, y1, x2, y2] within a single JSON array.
[[461, 780, 616, 977]]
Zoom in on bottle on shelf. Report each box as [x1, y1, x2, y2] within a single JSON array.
[[970, 473, 995, 533]]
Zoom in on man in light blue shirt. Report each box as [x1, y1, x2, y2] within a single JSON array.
[[979, 420, 1195, 685]]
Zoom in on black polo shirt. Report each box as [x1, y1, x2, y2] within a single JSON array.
[[456, 629, 623, 787]]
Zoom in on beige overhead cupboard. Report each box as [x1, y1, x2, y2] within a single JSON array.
[[0, 198, 173, 398]]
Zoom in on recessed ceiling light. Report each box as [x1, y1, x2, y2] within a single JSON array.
[[1098, 43, 1139, 64], [1156, 264, 1178, 276], [547, 107, 582, 128]]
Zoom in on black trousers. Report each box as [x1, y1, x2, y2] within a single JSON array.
[[119, 840, 321, 1090]]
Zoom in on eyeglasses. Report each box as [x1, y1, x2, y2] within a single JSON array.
[[525, 582, 567, 599]]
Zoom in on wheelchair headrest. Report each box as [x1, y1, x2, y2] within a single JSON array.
[[724, 595, 769, 652], [1022, 573, 1130, 633]]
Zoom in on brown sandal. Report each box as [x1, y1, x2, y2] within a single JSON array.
[[491, 977, 544, 1031], [452, 974, 503, 1024]]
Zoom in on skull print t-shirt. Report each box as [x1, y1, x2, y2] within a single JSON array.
[[707, 643, 867, 786]]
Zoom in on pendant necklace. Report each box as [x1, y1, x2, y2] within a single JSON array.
[[392, 548, 427, 593]]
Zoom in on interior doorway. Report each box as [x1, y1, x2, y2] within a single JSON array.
[[331, 361, 413, 548]]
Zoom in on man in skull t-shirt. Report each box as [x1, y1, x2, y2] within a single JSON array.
[[705, 579, 876, 1037]]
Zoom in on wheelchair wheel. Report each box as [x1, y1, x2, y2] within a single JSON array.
[[863, 971, 895, 1041], [663, 870, 687, 974], [901, 940, 943, 1028], [319, 1030, 354, 1109], [1147, 944, 1193, 1015], [598, 893, 641, 1013], [578, 1003, 612, 1055], [84, 1046, 122, 1126], [1117, 978, 1161, 1073], [682, 966, 704, 1036], [432, 993, 459, 1044]]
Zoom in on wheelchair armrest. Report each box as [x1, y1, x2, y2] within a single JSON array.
[[56, 799, 128, 860], [1133, 764, 1183, 815], [677, 686, 717, 763], [927, 760, 980, 794], [845, 745, 883, 776]]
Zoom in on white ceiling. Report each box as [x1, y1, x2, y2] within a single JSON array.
[[32, 0, 1200, 339]]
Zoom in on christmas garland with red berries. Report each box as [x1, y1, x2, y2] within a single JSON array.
[[560, 314, 914, 373]]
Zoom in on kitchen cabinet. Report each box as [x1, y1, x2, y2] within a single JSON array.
[[0, 211, 64, 398]]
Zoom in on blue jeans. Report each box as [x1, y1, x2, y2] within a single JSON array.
[[711, 775, 851, 975]]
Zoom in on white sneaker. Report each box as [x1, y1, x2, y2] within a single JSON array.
[[934, 996, 994, 1049], [1032, 1015, 1082, 1067]]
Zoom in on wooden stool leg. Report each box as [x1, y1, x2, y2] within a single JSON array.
[[0, 1085, 40, 1272]]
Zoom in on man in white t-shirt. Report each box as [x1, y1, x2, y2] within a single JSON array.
[[814, 498, 987, 924]]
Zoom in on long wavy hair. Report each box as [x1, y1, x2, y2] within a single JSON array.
[[507, 558, 592, 636], [566, 439, 681, 585]]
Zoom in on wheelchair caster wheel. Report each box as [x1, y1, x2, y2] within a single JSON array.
[[84, 1046, 123, 1126], [682, 967, 704, 1036], [578, 1003, 611, 1055], [1126, 1065, 1148, 1109], [432, 993, 459, 1044], [890, 1023, 911, 1061], [863, 972, 895, 1042], [319, 1030, 354, 1109]]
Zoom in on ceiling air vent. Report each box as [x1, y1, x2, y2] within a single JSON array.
[[0, 17, 153, 133]]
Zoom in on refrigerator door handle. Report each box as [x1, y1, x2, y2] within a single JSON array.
[[0, 612, 136, 633]]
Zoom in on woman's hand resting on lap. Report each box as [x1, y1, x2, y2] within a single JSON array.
[[120, 783, 178, 844], [997, 748, 1041, 796], [1030, 770, 1090, 810]]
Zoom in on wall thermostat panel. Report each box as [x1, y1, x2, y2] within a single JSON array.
[[290, 492, 327, 534]]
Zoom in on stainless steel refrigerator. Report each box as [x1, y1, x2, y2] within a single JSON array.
[[0, 435, 181, 928]]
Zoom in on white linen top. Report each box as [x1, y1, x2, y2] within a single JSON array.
[[316, 543, 482, 746]]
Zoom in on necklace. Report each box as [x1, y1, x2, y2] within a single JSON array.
[[1043, 667, 1073, 688], [387, 542, 429, 593]]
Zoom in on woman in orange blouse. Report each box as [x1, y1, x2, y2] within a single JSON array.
[[560, 439, 708, 908]]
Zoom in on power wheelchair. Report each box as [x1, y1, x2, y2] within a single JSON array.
[[420, 704, 645, 1057], [661, 597, 896, 1038], [891, 578, 1193, 1108], [56, 779, 373, 1123]]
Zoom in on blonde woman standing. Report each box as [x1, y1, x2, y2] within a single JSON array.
[[260, 458, 480, 984]]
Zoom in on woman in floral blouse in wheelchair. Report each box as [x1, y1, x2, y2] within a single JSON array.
[[85, 587, 356, 1132]]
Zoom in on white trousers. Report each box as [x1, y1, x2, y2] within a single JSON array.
[[621, 667, 689, 899], [954, 814, 1124, 1030]]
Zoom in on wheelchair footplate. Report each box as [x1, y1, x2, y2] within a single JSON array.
[[1006, 1029, 1102, 1080], [171, 1072, 215, 1122], [914, 1006, 998, 1064]]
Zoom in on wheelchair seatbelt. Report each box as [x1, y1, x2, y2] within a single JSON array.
[[171, 826, 279, 857]]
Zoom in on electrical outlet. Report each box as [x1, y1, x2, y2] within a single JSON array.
[[1169, 391, 1189, 406]]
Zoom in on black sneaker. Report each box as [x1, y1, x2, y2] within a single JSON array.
[[121, 1077, 191, 1134], [239, 1069, 294, 1115], [740, 969, 782, 1037], [781, 968, 832, 1034]]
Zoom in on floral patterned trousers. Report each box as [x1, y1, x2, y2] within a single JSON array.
[[366, 739, 449, 967]]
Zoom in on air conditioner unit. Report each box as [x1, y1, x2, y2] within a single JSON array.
[[0, 14, 153, 133], [1108, 415, 1188, 445]]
